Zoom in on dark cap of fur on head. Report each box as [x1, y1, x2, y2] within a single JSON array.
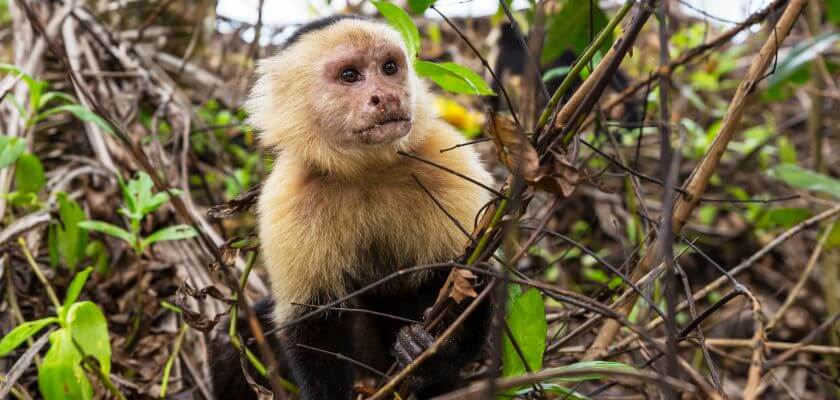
[[282, 14, 369, 50]]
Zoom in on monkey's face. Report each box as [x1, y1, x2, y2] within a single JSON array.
[[248, 19, 425, 173], [316, 43, 414, 147]]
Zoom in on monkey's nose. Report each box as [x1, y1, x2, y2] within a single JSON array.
[[370, 95, 381, 106]]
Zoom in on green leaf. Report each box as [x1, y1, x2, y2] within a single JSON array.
[[0, 63, 46, 112], [38, 91, 76, 109], [408, 0, 435, 13], [777, 135, 798, 164], [768, 164, 840, 199], [35, 104, 115, 136], [372, 1, 421, 59], [0, 135, 26, 168], [546, 361, 636, 382], [542, 66, 572, 82], [49, 223, 60, 267], [38, 328, 93, 400], [141, 224, 197, 250], [63, 267, 94, 310], [66, 301, 111, 375], [502, 284, 547, 377], [414, 60, 496, 96], [542, 0, 610, 64], [124, 172, 155, 218], [78, 221, 134, 245], [828, 0, 840, 24], [827, 223, 840, 250], [0, 317, 57, 357], [139, 189, 180, 215], [765, 32, 840, 97], [55, 192, 89, 271], [756, 208, 811, 230], [85, 240, 110, 275], [14, 152, 45, 194]]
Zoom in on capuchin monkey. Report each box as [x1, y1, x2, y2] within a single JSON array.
[[211, 15, 495, 400]]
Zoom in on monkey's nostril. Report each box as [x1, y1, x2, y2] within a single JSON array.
[[370, 95, 381, 106]]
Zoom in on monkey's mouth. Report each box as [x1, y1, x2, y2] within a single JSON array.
[[354, 114, 412, 145]]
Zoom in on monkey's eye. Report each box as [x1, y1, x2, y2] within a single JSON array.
[[339, 68, 361, 83], [382, 60, 398, 76]]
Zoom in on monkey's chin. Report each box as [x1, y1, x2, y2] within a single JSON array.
[[355, 120, 412, 145]]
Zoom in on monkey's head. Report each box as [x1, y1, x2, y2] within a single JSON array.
[[247, 16, 432, 175]]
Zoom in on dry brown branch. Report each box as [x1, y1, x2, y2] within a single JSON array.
[[583, 0, 810, 361]]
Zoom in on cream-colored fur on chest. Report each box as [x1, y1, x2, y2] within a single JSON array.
[[258, 124, 492, 323]]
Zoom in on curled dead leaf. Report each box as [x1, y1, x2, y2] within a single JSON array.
[[208, 183, 261, 219], [485, 113, 580, 197], [528, 155, 580, 197], [450, 268, 479, 303], [485, 113, 540, 178]]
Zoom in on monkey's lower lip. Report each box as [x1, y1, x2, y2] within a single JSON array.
[[355, 118, 412, 144]]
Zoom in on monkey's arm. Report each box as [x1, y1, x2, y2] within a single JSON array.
[[392, 281, 493, 396]]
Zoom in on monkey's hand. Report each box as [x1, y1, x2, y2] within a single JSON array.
[[392, 324, 460, 391]]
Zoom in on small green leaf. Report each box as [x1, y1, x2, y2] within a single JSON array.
[[14, 152, 45, 194], [38, 91, 76, 109], [38, 328, 93, 400], [827, 223, 840, 250], [0, 63, 45, 109], [35, 104, 115, 136], [141, 225, 197, 250], [49, 223, 60, 267], [546, 361, 636, 383], [78, 221, 134, 245], [768, 164, 840, 199], [764, 32, 840, 97], [828, 0, 840, 24], [0, 135, 26, 169], [67, 301, 111, 375], [372, 1, 421, 59], [139, 190, 179, 215], [542, 1, 610, 63], [63, 267, 94, 309], [0, 317, 58, 357], [55, 192, 89, 271], [756, 208, 811, 230], [502, 284, 546, 377], [542, 66, 572, 82], [414, 60, 496, 96], [85, 240, 110, 275], [408, 0, 435, 13], [124, 172, 155, 218]]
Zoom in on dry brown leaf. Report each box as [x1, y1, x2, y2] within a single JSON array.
[[450, 268, 479, 303], [528, 155, 580, 197], [485, 113, 539, 178], [485, 114, 579, 197]]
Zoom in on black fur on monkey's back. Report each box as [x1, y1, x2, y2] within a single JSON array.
[[210, 271, 492, 399]]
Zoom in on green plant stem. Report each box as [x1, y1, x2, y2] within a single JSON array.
[[465, 195, 510, 266], [159, 324, 189, 398], [82, 358, 125, 400], [18, 237, 61, 310], [535, 0, 634, 131], [227, 251, 295, 391]]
